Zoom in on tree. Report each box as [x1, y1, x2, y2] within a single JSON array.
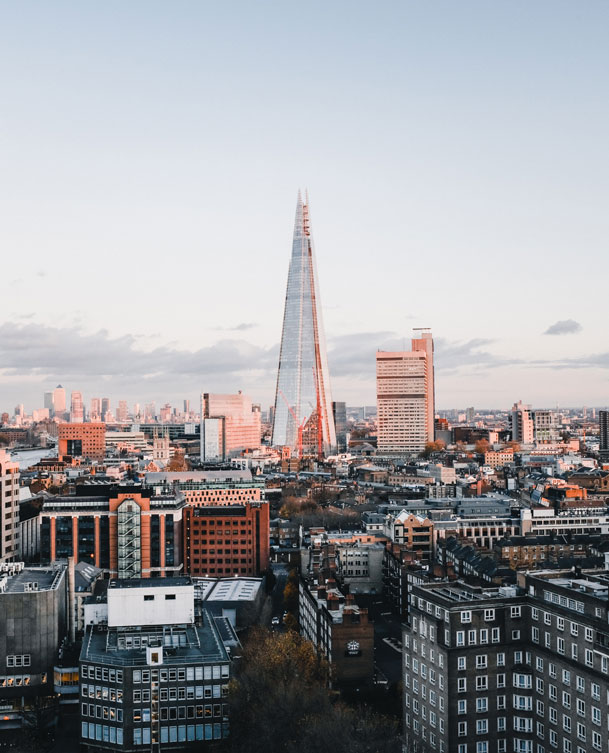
[[228, 629, 329, 753], [283, 581, 298, 613], [475, 439, 490, 455], [228, 629, 400, 753]]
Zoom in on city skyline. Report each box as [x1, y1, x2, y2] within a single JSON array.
[[2, 2, 608, 409]]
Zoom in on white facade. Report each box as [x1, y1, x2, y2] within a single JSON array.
[[107, 581, 195, 627]]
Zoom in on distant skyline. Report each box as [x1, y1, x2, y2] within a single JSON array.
[[1, 2, 608, 410]]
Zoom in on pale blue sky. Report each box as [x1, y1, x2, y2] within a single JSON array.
[[1, 1, 608, 411]]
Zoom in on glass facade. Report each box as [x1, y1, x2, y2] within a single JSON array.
[[272, 192, 336, 454]]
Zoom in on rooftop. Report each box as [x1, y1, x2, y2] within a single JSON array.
[[0, 564, 65, 594]]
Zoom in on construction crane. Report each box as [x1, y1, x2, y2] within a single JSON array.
[[278, 390, 309, 459]]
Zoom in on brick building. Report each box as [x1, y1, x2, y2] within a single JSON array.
[[299, 577, 374, 686], [145, 470, 264, 507], [183, 501, 269, 578], [58, 423, 106, 461]]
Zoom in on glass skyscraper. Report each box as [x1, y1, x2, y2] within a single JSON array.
[[271, 192, 336, 456]]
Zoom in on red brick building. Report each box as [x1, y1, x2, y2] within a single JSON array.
[[58, 422, 106, 460], [183, 501, 270, 577]]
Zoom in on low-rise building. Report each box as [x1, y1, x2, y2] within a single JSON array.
[[299, 577, 374, 686]]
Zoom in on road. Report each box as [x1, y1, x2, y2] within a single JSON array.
[[270, 562, 289, 628], [369, 601, 404, 685]]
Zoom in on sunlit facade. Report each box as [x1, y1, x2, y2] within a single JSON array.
[[271, 192, 336, 455]]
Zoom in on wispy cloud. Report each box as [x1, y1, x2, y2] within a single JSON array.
[[543, 319, 582, 336]]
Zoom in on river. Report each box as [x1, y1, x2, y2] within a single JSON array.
[[11, 447, 56, 471]]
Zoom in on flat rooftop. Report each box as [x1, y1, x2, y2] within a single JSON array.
[[193, 577, 262, 603], [108, 577, 192, 590], [146, 470, 255, 483], [1, 565, 64, 594]]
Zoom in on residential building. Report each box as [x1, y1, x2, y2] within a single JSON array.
[[403, 568, 609, 753], [299, 577, 374, 685], [145, 470, 264, 506], [271, 192, 336, 455], [511, 401, 534, 444], [0, 449, 20, 562], [58, 422, 106, 461], [79, 577, 235, 751], [332, 401, 348, 452], [383, 511, 434, 559], [484, 449, 514, 469], [376, 330, 435, 455]]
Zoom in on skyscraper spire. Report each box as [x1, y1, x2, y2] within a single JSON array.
[[271, 192, 336, 456]]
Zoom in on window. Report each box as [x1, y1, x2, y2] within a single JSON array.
[[456, 631, 465, 647], [458, 700, 467, 715], [476, 719, 488, 734], [458, 678, 467, 692], [165, 594, 176, 600], [476, 698, 488, 713], [458, 722, 467, 736], [476, 655, 487, 670], [511, 606, 521, 618], [461, 611, 472, 623], [484, 609, 495, 621], [144, 595, 154, 601], [497, 653, 505, 667], [476, 676, 488, 691], [458, 657, 467, 670]]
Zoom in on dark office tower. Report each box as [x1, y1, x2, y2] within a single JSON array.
[[600, 410, 609, 460], [101, 398, 110, 422], [271, 192, 336, 456], [332, 401, 347, 452]]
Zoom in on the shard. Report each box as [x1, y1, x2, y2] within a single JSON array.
[[271, 192, 336, 456]]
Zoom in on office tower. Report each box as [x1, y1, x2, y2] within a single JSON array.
[[332, 401, 348, 452], [0, 449, 20, 562], [53, 384, 66, 417], [183, 399, 190, 414], [44, 391, 54, 414], [133, 402, 140, 418], [90, 397, 102, 421], [200, 392, 261, 462], [70, 391, 84, 423], [600, 410, 609, 459], [271, 192, 336, 456], [14, 404, 24, 417], [101, 398, 110, 422], [376, 330, 435, 455], [511, 401, 534, 444], [466, 406, 475, 423], [116, 400, 128, 422], [159, 403, 172, 423]]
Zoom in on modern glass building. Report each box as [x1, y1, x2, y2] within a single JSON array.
[[271, 192, 336, 456]]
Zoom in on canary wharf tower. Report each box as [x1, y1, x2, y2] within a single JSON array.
[[271, 192, 336, 456]]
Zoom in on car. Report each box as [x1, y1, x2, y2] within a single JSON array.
[[271, 616, 280, 626]]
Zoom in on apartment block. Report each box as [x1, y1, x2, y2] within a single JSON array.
[[0, 449, 20, 562]]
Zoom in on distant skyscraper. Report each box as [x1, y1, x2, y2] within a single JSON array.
[[466, 406, 475, 424], [90, 397, 102, 421], [183, 399, 190, 414], [200, 392, 261, 462], [600, 410, 609, 460], [376, 330, 435, 455], [70, 391, 84, 423], [101, 398, 110, 422], [117, 400, 128, 422], [332, 401, 348, 452], [271, 192, 336, 456], [53, 385, 66, 417], [44, 391, 54, 414]]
